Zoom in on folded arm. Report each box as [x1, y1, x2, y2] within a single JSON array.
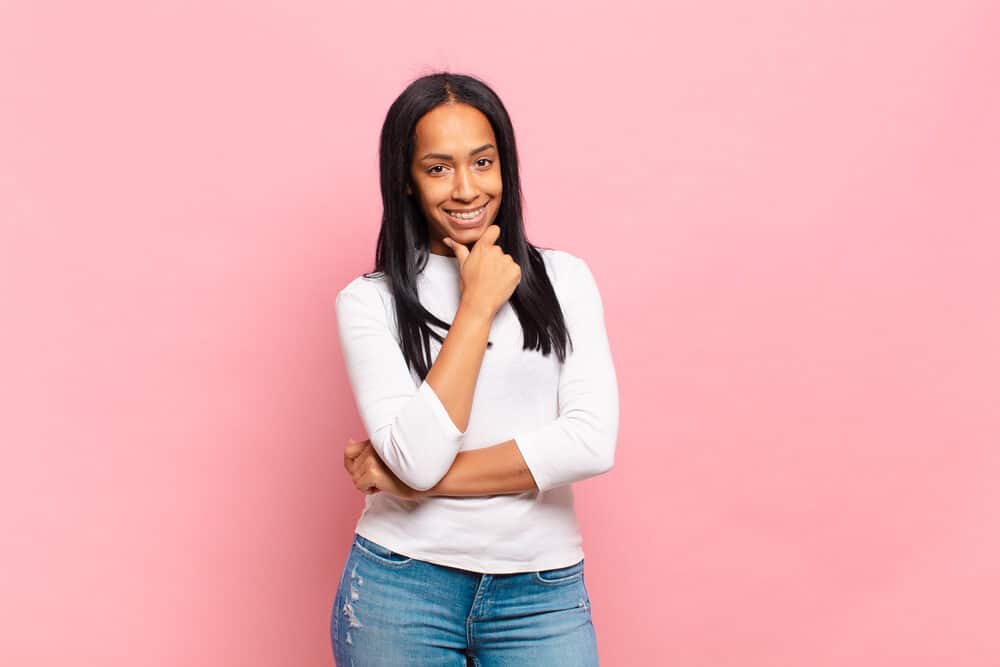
[[335, 279, 492, 491], [417, 439, 538, 497], [421, 256, 620, 497]]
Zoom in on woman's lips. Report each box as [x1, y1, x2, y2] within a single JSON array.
[[444, 202, 488, 227]]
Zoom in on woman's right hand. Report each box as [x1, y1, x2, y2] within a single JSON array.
[[442, 224, 521, 320]]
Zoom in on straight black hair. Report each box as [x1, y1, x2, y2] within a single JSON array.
[[362, 71, 572, 382]]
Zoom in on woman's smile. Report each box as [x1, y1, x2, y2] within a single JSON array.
[[443, 201, 489, 227]]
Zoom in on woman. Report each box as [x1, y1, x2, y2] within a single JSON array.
[[330, 72, 619, 666]]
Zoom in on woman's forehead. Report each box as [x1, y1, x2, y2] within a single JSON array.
[[414, 104, 495, 150]]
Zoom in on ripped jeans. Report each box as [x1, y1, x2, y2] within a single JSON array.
[[330, 533, 599, 666]]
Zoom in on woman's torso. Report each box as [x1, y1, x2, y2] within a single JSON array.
[[350, 247, 585, 574]]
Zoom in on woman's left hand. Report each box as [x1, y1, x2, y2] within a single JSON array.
[[344, 437, 423, 500]]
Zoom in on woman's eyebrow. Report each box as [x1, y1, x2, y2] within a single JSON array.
[[419, 143, 495, 161]]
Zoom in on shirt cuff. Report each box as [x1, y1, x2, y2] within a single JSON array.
[[417, 379, 465, 439], [513, 426, 556, 493]]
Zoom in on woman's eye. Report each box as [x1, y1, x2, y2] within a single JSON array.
[[426, 159, 492, 175]]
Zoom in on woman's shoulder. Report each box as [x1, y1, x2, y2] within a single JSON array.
[[536, 246, 591, 287], [336, 271, 391, 315], [535, 246, 607, 313]]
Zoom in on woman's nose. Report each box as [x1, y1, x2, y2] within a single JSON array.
[[451, 167, 477, 201]]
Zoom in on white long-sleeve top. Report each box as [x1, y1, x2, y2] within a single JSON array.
[[334, 247, 619, 573]]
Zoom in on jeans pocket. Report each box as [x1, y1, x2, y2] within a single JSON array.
[[534, 558, 585, 584], [353, 534, 414, 566]]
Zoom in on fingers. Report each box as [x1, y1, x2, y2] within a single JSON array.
[[345, 449, 368, 475], [473, 224, 500, 251], [443, 236, 470, 264], [442, 224, 500, 271], [355, 468, 375, 494], [353, 453, 382, 495], [350, 446, 373, 477], [345, 438, 366, 458], [344, 438, 382, 495], [344, 438, 368, 473]]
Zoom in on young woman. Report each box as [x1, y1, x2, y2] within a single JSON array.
[[330, 72, 619, 666]]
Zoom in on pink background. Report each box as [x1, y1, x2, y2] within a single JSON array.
[[2, 0, 998, 664]]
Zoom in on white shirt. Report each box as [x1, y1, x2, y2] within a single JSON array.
[[334, 247, 619, 573]]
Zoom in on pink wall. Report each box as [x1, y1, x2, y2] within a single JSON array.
[[2, 0, 998, 664]]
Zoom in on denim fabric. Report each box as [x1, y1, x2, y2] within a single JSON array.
[[331, 533, 599, 666]]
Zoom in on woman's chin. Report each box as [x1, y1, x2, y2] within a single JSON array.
[[447, 225, 485, 240]]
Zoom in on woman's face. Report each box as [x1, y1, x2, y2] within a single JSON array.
[[408, 103, 503, 256]]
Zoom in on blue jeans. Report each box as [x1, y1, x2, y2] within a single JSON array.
[[330, 533, 599, 666]]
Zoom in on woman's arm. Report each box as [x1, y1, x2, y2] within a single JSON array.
[[336, 281, 491, 492], [507, 256, 619, 493], [344, 253, 617, 498], [346, 437, 537, 498], [425, 302, 493, 434], [430, 227, 521, 434], [417, 440, 537, 497], [337, 227, 517, 492], [421, 255, 620, 498]]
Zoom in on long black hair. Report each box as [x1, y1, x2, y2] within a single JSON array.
[[363, 71, 572, 382]]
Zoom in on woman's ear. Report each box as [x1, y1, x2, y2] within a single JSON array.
[[405, 183, 413, 196]]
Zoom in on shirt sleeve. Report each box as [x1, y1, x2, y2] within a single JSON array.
[[512, 255, 620, 493], [335, 279, 466, 491]]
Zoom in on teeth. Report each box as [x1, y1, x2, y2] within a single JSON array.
[[446, 205, 485, 220]]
